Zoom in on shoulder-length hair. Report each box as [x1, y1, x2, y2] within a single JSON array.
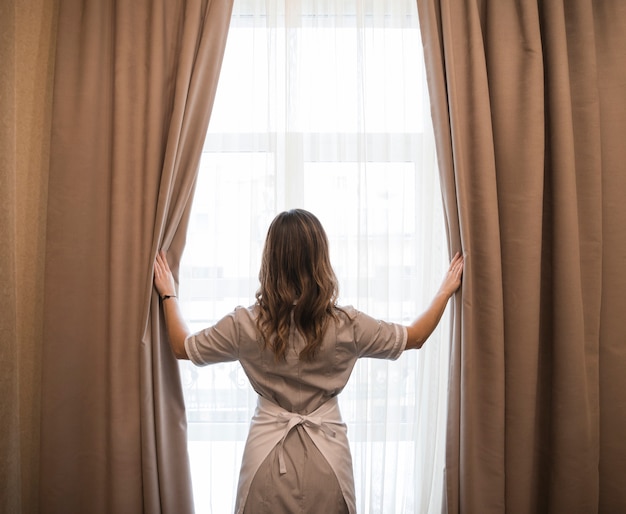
[[255, 209, 339, 361]]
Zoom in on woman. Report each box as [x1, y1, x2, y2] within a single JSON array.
[[154, 209, 464, 514]]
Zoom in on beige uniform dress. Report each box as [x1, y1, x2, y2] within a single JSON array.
[[184, 305, 407, 514]]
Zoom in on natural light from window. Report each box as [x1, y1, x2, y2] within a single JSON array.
[[178, 1, 449, 512]]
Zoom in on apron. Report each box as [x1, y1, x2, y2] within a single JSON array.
[[235, 395, 356, 514]]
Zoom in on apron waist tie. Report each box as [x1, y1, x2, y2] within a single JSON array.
[[275, 411, 338, 474]]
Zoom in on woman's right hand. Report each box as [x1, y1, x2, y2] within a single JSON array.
[[438, 252, 464, 298], [405, 251, 464, 350]]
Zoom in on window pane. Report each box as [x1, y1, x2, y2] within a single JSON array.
[[208, 25, 425, 134]]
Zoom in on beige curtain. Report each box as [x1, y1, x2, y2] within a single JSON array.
[[1, 1, 57, 513], [40, 1, 233, 512], [416, 1, 626, 513], [0, 2, 20, 512]]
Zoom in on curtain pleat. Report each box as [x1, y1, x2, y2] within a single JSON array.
[[0, 2, 20, 512], [2, 3, 57, 511], [41, 1, 233, 512], [595, 5, 626, 510], [417, 0, 626, 512]]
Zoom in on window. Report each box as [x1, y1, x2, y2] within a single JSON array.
[[178, 1, 449, 511]]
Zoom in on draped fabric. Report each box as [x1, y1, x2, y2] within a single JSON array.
[[1, 3, 20, 512], [416, 0, 626, 512], [1, 2, 57, 512], [40, 1, 233, 512]]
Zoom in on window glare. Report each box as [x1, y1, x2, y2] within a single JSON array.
[[179, 0, 448, 511], [208, 28, 424, 134]]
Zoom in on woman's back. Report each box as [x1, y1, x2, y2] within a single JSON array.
[[185, 303, 406, 415], [154, 208, 463, 513]]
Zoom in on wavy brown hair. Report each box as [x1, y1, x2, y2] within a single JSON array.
[[255, 209, 339, 361]]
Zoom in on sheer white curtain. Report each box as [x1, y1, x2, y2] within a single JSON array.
[[178, 0, 449, 512]]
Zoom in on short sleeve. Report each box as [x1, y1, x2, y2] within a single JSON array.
[[184, 308, 246, 366], [350, 308, 407, 360]]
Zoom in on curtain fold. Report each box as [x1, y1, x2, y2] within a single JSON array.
[[416, 0, 626, 512], [41, 0, 233, 512], [0, 2, 19, 512], [2, 2, 57, 511]]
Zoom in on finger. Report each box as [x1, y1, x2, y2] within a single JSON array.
[[449, 254, 461, 271], [156, 251, 166, 267], [156, 253, 169, 277], [154, 252, 168, 278], [159, 250, 172, 273]]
